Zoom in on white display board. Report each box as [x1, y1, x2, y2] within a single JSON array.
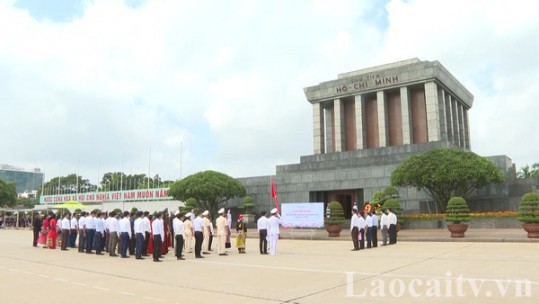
[[281, 202, 324, 228]]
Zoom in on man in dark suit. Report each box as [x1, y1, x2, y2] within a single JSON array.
[[32, 213, 42, 247]]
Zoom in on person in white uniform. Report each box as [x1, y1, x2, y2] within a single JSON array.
[[215, 208, 228, 256], [267, 208, 281, 256]]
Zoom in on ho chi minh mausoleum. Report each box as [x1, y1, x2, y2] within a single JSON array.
[[235, 58, 525, 217]]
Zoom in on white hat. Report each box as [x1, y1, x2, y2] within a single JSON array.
[[185, 212, 191, 218], [174, 210, 180, 216], [271, 208, 278, 214], [202, 210, 209, 216], [218, 208, 225, 214]]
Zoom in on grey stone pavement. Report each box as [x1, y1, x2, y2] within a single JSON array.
[[0, 228, 538, 304]]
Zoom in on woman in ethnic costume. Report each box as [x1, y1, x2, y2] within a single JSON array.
[[47, 214, 58, 249], [236, 214, 247, 254]]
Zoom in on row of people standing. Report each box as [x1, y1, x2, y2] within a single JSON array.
[[350, 207, 398, 251]]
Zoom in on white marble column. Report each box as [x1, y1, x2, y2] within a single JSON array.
[[312, 102, 325, 154], [354, 94, 364, 150], [425, 82, 441, 142], [400, 86, 411, 145], [376, 91, 387, 147], [438, 87, 448, 141]]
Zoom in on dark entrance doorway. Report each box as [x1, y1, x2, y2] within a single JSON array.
[[310, 189, 364, 219]]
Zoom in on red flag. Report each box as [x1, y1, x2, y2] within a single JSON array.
[[271, 178, 279, 211]]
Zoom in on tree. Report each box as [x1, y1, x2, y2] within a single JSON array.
[[517, 163, 539, 179], [0, 179, 17, 207], [169, 170, 246, 216], [241, 196, 256, 214], [180, 197, 199, 214], [391, 148, 505, 211], [40, 174, 96, 196]]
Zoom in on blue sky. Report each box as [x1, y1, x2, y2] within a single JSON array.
[[1, 0, 538, 186]]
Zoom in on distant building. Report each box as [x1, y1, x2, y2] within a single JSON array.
[[0, 164, 44, 194], [233, 59, 529, 216]]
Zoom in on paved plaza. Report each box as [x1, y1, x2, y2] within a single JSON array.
[[0, 229, 538, 303]]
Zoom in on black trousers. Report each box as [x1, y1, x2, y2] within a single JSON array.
[[175, 235, 184, 257], [33, 229, 40, 246], [208, 233, 213, 251], [371, 226, 378, 247], [259, 229, 268, 253], [351, 227, 359, 250], [143, 232, 150, 255], [389, 224, 397, 244], [153, 235, 162, 261], [194, 231, 203, 257], [69, 229, 77, 248], [359, 228, 365, 249]]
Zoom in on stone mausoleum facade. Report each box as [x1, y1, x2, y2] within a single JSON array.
[[235, 58, 525, 217]]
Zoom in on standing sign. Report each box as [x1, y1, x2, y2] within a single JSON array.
[[281, 202, 324, 228]]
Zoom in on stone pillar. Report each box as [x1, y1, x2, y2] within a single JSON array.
[[463, 108, 471, 149], [376, 91, 387, 147], [400, 86, 411, 145], [312, 102, 325, 154], [324, 107, 334, 153], [437, 87, 448, 141], [334, 98, 345, 152], [354, 94, 364, 149], [458, 103, 465, 148], [451, 96, 460, 146], [444, 91, 454, 143], [424, 82, 441, 142]]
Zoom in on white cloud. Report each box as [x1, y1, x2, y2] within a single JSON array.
[[1, 0, 538, 186]]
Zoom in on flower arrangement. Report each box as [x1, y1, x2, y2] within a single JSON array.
[[402, 211, 517, 221]]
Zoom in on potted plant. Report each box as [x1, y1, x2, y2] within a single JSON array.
[[241, 195, 256, 223], [325, 201, 345, 237], [517, 192, 539, 238], [445, 197, 471, 238]]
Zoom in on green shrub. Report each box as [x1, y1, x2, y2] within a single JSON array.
[[445, 197, 471, 224], [325, 201, 345, 225], [518, 192, 539, 224]]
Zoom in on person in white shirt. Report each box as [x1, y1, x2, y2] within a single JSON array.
[[215, 208, 228, 256], [365, 212, 373, 248], [380, 208, 389, 246], [257, 211, 269, 254], [108, 211, 119, 257], [60, 213, 71, 251], [193, 211, 205, 258], [388, 208, 398, 244], [69, 213, 78, 248], [94, 212, 105, 255], [358, 212, 366, 250], [371, 209, 379, 247], [172, 211, 185, 260], [119, 211, 132, 258], [134, 211, 145, 260], [77, 212, 87, 253], [350, 207, 360, 251], [267, 208, 281, 256], [142, 211, 151, 256], [85, 211, 96, 254], [152, 212, 165, 262]]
